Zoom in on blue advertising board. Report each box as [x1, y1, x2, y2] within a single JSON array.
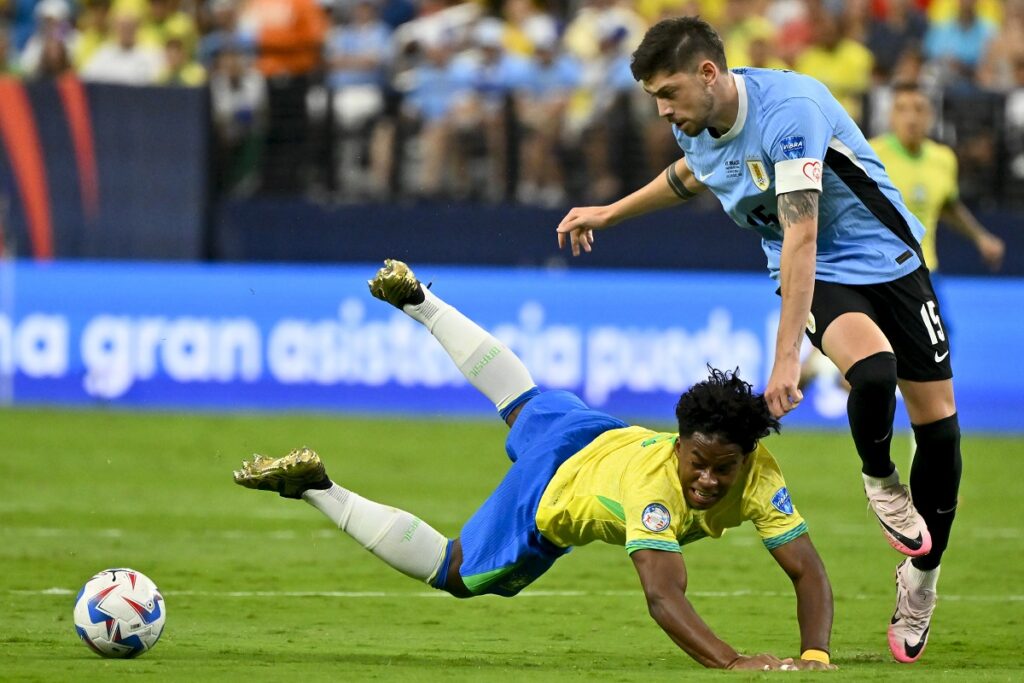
[[1, 260, 1021, 431]]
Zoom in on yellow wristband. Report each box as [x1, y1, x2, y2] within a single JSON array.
[[801, 649, 830, 664]]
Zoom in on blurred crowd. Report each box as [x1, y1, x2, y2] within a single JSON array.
[[2, 0, 1024, 207]]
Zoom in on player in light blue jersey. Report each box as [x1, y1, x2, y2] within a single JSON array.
[[556, 17, 962, 665]]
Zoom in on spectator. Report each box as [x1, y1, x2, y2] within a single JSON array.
[[198, 0, 243, 66], [34, 32, 72, 78], [448, 17, 531, 201], [1002, 56, 1024, 205], [562, 0, 646, 63], [140, 0, 198, 54], [719, 0, 777, 69], [516, 20, 579, 206], [395, 29, 466, 198], [10, 0, 42, 52], [80, 6, 164, 85], [0, 21, 23, 76], [866, 0, 928, 81], [73, 0, 111, 69], [209, 40, 269, 195], [324, 0, 394, 199], [977, 0, 1024, 92], [564, 15, 635, 202], [795, 6, 873, 125], [159, 24, 206, 85], [238, 0, 328, 193], [923, 0, 997, 87], [19, 0, 76, 77], [500, 0, 557, 57]]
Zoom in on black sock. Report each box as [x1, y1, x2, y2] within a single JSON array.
[[910, 414, 962, 571], [845, 352, 898, 478]]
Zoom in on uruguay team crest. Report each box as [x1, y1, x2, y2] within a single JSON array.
[[642, 503, 672, 532], [771, 487, 794, 515], [747, 159, 770, 191]]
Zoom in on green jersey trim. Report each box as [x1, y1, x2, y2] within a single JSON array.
[[762, 522, 808, 550], [596, 495, 626, 521], [625, 539, 682, 555]]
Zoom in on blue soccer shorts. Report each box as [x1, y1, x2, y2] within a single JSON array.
[[442, 390, 627, 597]]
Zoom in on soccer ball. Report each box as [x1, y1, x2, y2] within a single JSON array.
[[73, 568, 166, 658]]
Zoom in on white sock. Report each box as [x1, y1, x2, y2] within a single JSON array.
[[863, 469, 901, 490], [906, 563, 940, 592], [302, 484, 448, 585], [402, 287, 536, 415]]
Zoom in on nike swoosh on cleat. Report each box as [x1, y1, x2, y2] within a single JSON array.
[[902, 627, 929, 658], [877, 517, 924, 550]]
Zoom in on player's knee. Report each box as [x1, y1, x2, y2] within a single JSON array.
[[844, 351, 897, 396], [912, 413, 961, 464]]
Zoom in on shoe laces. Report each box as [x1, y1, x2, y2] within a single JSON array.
[[897, 573, 936, 631], [869, 484, 918, 529]]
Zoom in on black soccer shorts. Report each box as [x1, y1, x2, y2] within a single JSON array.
[[804, 267, 953, 382]]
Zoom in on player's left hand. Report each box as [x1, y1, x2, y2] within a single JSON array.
[[765, 357, 803, 418], [977, 233, 1005, 272]]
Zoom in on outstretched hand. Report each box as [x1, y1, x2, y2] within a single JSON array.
[[556, 205, 614, 256]]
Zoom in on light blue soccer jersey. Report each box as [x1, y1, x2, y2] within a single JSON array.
[[673, 68, 926, 285]]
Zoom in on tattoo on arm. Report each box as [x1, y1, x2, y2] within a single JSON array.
[[777, 190, 819, 227], [665, 163, 696, 200]]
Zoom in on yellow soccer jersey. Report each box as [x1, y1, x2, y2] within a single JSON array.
[[872, 133, 958, 272], [871, 134, 959, 271], [534, 426, 807, 555]]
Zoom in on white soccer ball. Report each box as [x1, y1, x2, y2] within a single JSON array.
[[73, 568, 166, 658]]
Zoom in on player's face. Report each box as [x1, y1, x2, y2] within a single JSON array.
[[675, 433, 747, 510], [890, 91, 931, 147], [642, 67, 715, 137]]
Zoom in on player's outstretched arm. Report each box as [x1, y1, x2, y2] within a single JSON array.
[[556, 158, 706, 257], [769, 533, 837, 670], [630, 549, 793, 670], [939, 199, 1005, 271]]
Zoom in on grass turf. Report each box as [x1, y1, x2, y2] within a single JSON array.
[[1, 407, 1022, 681]]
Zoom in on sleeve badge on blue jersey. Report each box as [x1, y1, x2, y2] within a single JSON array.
[[771, 487, 794, 515], [780, 135, 805, 159], [641, 503, 672, 532]]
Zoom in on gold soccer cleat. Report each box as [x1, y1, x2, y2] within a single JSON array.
[[367, 259, 426, 308], [233, 447, 330, 499]]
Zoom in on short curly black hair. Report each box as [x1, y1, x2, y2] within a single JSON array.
[[675, 367, 780, 454]]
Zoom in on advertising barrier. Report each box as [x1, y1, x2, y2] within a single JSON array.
[[1, 260, 1020, 431]]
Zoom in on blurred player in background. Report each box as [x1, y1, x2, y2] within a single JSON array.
[[235, 259, 836, 671], [874, 82, 1005, 276], [556, 17, 962, 664]]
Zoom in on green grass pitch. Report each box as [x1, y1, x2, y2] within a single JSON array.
[[1, 407, 1022, 681]]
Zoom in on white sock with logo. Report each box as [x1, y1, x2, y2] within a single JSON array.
[[302, 484, 448, 584], [401, 287, 536, 415], [906, 563, 940, 592]]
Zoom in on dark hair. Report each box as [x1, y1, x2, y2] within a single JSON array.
[[630, 16, 727, 82], [675, 367, 780, 454], [891, 81, 925, 96]]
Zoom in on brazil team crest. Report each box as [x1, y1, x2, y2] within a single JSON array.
[[641, 503, 672, 532], [746, 159, 770, 191], [771, 488, 794, 515]]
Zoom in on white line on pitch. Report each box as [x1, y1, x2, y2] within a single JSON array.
[[10, 587, 1024, 602]]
